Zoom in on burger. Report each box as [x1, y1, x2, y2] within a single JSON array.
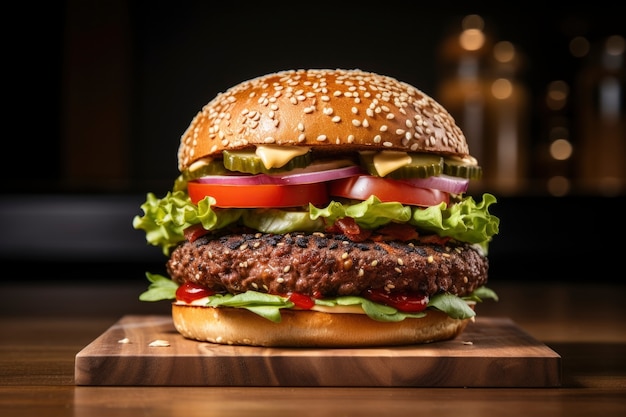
[[133, 68, 500, 347]]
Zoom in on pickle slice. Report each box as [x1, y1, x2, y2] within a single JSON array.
[[359, 152, 444, 179], [443, 156, 483, 179], [223, 149, 312, 174], [182, 158, 229, 181]]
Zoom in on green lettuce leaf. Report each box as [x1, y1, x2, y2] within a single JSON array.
[[465, 286, 500, 302], [241, 209, 325, 234], [133, 192, 325, 256], [133, 191, 500, 255], [139, 273, 497, 323], [309, 196, 412, 229], [206, 292, 294, 322], [409, 193, 500, 250], [138, 272, 178, 301], [132, 191, 243, 256], [428, 293, 476, 319]]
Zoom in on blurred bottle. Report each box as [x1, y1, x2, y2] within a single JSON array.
[[436, 14, 492, 191], [575, 35, 626, 195], [436, 15, 530, 195], [483, 41, 530, 194]]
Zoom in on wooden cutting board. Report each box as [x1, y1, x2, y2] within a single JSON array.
[[74, 315, 561, 387]]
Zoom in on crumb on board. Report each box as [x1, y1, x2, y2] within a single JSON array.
[[148, 339, 171, 347]]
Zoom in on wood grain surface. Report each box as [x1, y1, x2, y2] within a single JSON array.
[[75, 315, 561, 387]]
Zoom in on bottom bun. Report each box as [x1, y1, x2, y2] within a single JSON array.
[[171, 303, 474, 347]]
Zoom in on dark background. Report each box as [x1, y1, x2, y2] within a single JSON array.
[[1, 1, 625, 285]]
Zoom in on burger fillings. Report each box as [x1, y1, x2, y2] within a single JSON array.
[[133, 69, 500, 347]]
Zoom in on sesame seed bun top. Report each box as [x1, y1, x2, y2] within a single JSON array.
[[177, 69, 470, 172]]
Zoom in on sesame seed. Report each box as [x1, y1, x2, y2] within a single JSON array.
[[427, 255, 434, 263]]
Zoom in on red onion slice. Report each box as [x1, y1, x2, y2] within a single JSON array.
[[397, 175, 469, 194], [194, 165, 363, 186], [193, 165, 467, 194], [275, 165, 363, 184]]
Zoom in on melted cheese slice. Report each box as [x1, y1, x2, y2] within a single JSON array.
[[255, 145, 310, 169], [187, 157, 214, 173], [373, 151, 411, 177]]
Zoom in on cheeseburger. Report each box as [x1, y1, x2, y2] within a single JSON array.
[[133, 68, 500, 347]]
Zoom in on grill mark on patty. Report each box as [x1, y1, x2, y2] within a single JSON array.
[[167, 232, 488, 298]]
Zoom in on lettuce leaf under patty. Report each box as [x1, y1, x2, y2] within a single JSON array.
[[139, 272, 498, 323], [133, 191, 499, 256]]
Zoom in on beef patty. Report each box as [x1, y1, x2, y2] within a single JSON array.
[[166, 232, 489, 298]]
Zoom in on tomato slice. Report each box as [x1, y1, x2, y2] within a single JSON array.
[[362, 288, 429, 312], [329, 175, 449, 207], [187, 181, 329, 208], [176, 282, 215, 303]]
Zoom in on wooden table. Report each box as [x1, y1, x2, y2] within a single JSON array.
[[1, 280, 625, 416]]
